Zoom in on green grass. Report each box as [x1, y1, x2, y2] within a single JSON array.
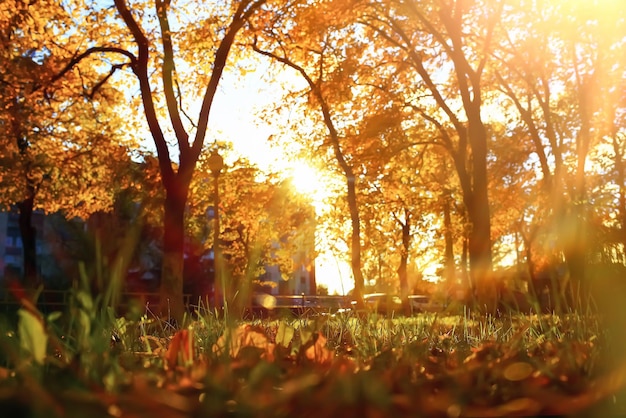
[[1, 290, 624, 418]]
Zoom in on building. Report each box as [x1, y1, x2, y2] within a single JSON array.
[[0, 208, 43, 280], [0, 208, 80, 288], [260, 260, 316, 296], [0, 204, 317, 297]]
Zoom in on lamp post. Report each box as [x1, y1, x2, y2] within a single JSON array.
[[207, 148, 224, 309]]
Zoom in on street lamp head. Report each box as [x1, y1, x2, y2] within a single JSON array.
[[208, 148, 224, 176]]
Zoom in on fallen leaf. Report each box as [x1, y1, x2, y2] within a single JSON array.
[[503, 361, 534, 381], [166, 329, 195, 369], [305, 334, 333, 365], [213, 325, 275, 361], [276, 321, 295, 348]]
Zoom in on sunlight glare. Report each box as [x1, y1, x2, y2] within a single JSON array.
[[315, 250, 353, 295], [287, 164, 321, 197]]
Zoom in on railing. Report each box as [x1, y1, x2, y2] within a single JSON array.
[[0, 289, 193, 314], [247, 294, 351, 317], [271, 294, 350, 309], [0, 290, 350, 318], [0, 289, 70, 312]]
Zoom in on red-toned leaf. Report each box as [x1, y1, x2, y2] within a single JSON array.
[[166, 329, 195, 369]]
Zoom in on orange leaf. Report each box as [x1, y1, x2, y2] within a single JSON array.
[[305, 334, 333, 365], [166, 329, 195, 369], [213, 325, 275, 361]]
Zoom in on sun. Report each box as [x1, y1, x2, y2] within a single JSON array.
[[288, 164, 321, 197]]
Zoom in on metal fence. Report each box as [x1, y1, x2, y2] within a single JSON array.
[[244, 294, 351, 317], [0, 289, 193, 314], [0, 290, 446, 319]]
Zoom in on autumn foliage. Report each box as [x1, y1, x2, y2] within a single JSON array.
[[0, 0, 625, 415]]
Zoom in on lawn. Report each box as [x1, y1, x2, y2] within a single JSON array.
[[1, 287, 625, 418]]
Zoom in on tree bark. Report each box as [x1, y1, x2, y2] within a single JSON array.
[[346, 174, 365, 308], [465, 108, 496, 312], [442, 193, 456, 289], [397, 210, 410, 299], [160, 177, 188, 322]]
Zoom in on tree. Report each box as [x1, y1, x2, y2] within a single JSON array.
[[492, 0, 626, 296], [354, 0, 503, 310], [358, 141, 435, 300], [0, 1, 132, 293], [49, 0, 268, 322], [251, 0, 372, 307], [188, 152, 316, 315]]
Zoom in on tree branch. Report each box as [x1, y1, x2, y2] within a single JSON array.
[[48, 46, 136, 88], [156, 0, 189, 154], [114, 0, 174, 183], [176, 78, 198, 130], [360, 14, 465, 135], [87, 63, 129, 100], [192, 0, 268, 162]]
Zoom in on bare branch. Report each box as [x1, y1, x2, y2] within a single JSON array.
[[176, 78, 198, 130], [88, 63, 129, 100], [48, 46, 136, 88]]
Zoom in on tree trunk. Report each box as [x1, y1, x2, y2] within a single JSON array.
[[310, 261, 317, 295], [347, 175, 365, 308], [442, 192, 455, 288], [159, 179, 188, 323], [466, 114, 496, 312], [397, 212, 411, 314], [397, 212, 410, 300], [562, 72, 595, 306], [611, 134, 626, 256], [12, 96, 40, 297], [406, 2, 497, 312]]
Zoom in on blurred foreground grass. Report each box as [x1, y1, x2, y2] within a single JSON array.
[[1, 285, 625, 418]]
